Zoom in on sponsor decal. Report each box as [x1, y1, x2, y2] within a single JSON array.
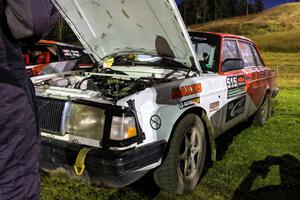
[[209, 101, 220, 112], [226, 95, 246, 122], [197, 37, 208, 41], [192, 36, 208, 41], [171, 83, 202, 100], [237, 75, 246, 83], [150, 115, 162, 130], [63, 49, 72, 56], [226, 75, 246, 99], [259, 71, 267, 78], [179, 97, 201, 109], [63, 49, 81, 58]]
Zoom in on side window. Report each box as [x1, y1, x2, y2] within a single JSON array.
[[252, 45, 263, 66], [21, 45, 59, 65], [238, 41, 257, 67], [222, 40, 239, 62]]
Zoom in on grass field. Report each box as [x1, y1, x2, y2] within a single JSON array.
[[262, 52, 300, 89], [191, 3, 300, 52]]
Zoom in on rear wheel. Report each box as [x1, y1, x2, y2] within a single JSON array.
[[153, 114, 206, 194], [254, 93, 271, 126]]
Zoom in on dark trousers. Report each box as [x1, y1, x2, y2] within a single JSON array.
[[0, 69, 40, 200]]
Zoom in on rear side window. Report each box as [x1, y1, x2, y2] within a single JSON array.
[[238, 41, 257, 67], [252, 45, 263, 66], [222, 40, 239, 62]]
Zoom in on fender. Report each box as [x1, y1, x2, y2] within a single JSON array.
[[200, 111, 217, 161], [166, 107, 217, 162]]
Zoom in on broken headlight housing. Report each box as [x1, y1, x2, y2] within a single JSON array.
[[110, 115, 137, 141]]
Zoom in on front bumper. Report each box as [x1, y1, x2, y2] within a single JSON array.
[[41, 138, 166, 187]]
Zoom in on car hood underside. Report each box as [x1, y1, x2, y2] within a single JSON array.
[[52, 0, 199, 69]]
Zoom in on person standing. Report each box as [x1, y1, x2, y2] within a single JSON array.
[[0, 0, 59, 199]]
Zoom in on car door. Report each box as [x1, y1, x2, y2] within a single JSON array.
[[237, 40, 266, 117], [220, 39, 248, 133], [252, 44, 275, 106]]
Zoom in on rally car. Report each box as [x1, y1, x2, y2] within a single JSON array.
[[33, 0, 278, 194], [22, 40, 93, 77]]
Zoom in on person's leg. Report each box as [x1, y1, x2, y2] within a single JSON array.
[[0, 75, 39, 200], [19, 76, 41, 200]]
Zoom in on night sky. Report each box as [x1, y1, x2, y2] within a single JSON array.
[[264, 0, 296, 9], [175, 0, 297, 10]]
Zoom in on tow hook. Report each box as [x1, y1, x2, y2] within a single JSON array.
[[73, 147, 91, 176]]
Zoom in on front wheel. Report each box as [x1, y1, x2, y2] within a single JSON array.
[[153, 114, 206, 194]]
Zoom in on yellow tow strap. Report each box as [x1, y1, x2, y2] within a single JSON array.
[[73, 147, 91, 176]]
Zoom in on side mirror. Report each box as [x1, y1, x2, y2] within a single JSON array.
[[222, 58, 244, 72]]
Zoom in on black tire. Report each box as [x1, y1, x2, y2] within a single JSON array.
[[153, 114, 206, 194], [254, 93, 271, 126], [268, 94, 274, 118]]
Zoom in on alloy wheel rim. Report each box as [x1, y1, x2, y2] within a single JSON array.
[[179, 127, 203, 179]]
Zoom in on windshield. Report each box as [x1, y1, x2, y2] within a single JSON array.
[[193, 42, 216, 69], [113, 54, 160, 65], [112, 54, 190, 70], [190, 33, 221, 73]]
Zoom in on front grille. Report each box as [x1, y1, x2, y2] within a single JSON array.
[[37, 97, 66, 135]]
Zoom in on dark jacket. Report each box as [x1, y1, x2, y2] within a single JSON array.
[[1, 0, 59, 80], [0, 0, 59, 199]]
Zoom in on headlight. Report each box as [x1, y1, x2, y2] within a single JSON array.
[[110, 115, 137, 141], [66, 104, 105, 140]]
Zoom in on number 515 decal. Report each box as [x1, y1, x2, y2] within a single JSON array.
[[226, 75, 246, 99]]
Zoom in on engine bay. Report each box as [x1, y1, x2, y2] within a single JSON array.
[[34, 71, 170, 101]]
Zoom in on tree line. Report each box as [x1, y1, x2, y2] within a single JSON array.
[[47, 0, 265, 43], [46, 1, 300, 44], [178, 0, 264, 25]]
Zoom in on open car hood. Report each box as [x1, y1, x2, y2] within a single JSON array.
[[52, 0, 200, 70]]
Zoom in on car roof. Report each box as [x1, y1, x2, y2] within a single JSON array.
[[189, 31, 255, 44]]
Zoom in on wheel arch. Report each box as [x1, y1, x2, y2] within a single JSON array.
[[164, 107, 217, 162], [260, 88, 272, 107]]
